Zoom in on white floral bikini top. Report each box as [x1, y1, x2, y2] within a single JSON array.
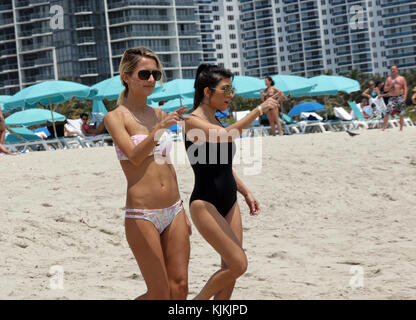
[[115, 132, 172, 161]]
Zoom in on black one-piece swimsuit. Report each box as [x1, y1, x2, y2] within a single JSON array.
[[184, 115, 237, 217]]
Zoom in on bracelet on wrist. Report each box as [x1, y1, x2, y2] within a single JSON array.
[[258, 105, 263, 116]]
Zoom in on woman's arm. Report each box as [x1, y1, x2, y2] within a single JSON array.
[[362, 88, 371, 99], [233, 170, 260, 216], [185, 94, 279, 142]]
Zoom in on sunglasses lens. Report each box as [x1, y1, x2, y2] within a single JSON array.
[[152, 70, 162, 81], [138, 70, 151, 80], [138, 70, 161, 81]]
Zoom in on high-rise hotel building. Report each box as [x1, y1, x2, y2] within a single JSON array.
[[0, 0, 202, 95], [239, 0, 416, 78]]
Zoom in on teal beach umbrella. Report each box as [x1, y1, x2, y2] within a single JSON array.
[[272, 75, 316, 97], [305, 75, 360, 96], [148, 79, 194, 102], [232, 75, 266, 98], [3, 80, 97, 137], [159, 97, 194, 113], [5, 109, 66, 127], [91, 75, 162, 101], [0, 95, 11, 112]]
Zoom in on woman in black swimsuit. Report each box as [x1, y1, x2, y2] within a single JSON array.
[[184, 64, 278, 300]]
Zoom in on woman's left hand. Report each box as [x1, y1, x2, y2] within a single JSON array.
[[244, 192, 260, 216]]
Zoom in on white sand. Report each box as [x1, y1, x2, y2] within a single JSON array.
[[1, 127, 416, 299]]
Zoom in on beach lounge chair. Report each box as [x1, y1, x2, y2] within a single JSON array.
[[333, 107, 359, 131], [233, 111, 270, 137], [348, 101, 382, 129], [5, 127, 61, 152], [296, 112, 328, 133], [64, 118, 113, 147]]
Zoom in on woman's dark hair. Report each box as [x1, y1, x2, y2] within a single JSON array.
[[265, 75, 275, 86], [81, 113, 89, 119], [193, 64, 234, 109]]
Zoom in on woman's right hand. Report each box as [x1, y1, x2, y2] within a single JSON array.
[[159, 106, 189, 129], [259, 93, 279, 113]]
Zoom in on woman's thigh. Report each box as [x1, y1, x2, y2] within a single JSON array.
[[160, 210, 190, 282], [125, 219, 170, 291]]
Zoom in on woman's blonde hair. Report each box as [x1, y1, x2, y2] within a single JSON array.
[[117, 47, 163, 106]]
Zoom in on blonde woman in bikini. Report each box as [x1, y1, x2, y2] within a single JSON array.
[[104, 47, 191, 300]]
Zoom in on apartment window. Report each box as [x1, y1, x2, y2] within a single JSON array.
[[375, 62, 378, 68], [216, 44, 223, 49], [280, 46, 284, 52], [217, 53, 223, 59], [279, 37, 283, 42], [280, 56, 285, 61], [278, 27, 282, 32], [326, 49, 330, 54], [276, 17, 281, 23], [322, 10, 326, 15], [378, 21, 382, 26], [327, 59, 331, 64], [282, 66, 286, 71], [227, 6, 233, 11], [372, 42, 376, 48], [373, 52, 377, 58], [212, 6, 219, 11], [230, 34, 236, 39], [379, 31, 384, 36], [230, 43, 237, 49], [228, 15, 234, 21], [324, 30, 328, 35], [325, 39, 329, 45], [215, 34, 222, 40], [214, 15, 220, 21], [321, 0, 325, 4], [232, 53, 238, 58], [215, 25, 221, 30], [232, 62, 239, 68], [228, 24, 235, 30]]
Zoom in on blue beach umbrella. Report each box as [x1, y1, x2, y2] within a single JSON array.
[[305, 75, 360, 96], [5, 109, 66, 127], [288, 102, 326, 116], [148, 79, 194, 102], [91, 75, 162, 101], [160, 97, 194, 113]]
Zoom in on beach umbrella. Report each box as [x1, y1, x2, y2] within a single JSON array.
[[271, 75, 315, 97], [158, 97, 194, 113], [3, 80, 97, 137], [91, 75, 162, 101], [232, 75, 266, 98], [148, 79, 195, 102], [305, 75, 360, 96], [288, 102, 326, 116], [0, 95, 11, 112], [5, 109, 66, 127]]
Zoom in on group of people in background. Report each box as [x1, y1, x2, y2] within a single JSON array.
[[361, 65, 411, 131]]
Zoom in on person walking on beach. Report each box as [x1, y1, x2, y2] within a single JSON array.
[[104, 47, 191, 300], [412, 87, 416, 113], [183, 64, 278, 300], [381, 65, 408, 131], [260, 76, 284, 136]]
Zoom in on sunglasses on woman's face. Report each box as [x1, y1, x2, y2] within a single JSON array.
[[211, 86, 236, 97], [137, 69, 162, 81]]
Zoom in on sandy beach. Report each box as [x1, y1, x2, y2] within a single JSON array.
[[1, 127, 416, 300]]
